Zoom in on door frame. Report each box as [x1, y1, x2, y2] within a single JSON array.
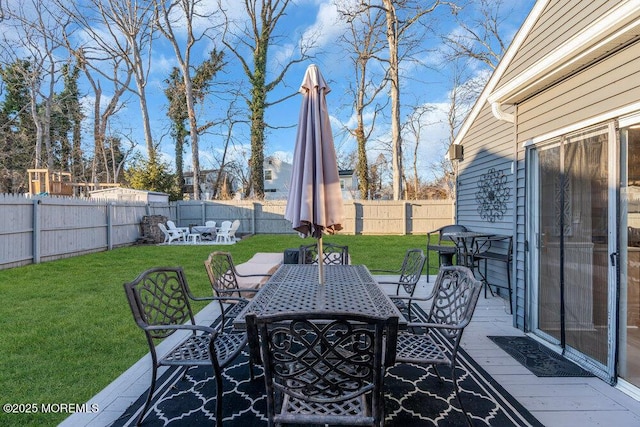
[[525, 120, 618, 383]]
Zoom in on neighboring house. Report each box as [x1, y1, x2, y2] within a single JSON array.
[[453, 0, 640, 395], [89, 187, 169, 203], [261, 157, 352, 200], [263, 157, 293, 200], [183, 169, 234, 200], [339, 169, 359, 200]]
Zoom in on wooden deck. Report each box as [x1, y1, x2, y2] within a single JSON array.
[[62, 274, 640, 426]]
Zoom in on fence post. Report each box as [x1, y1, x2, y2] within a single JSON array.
[[107, 202, 113, 250], [403, 202, 409, 235], [252, 202, 259, 234], [33, 198, 41, 264]]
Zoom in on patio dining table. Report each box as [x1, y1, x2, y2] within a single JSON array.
[[233, 264, 404, 331]]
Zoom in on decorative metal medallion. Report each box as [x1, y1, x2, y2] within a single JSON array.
[[475, 168, 510, 222]]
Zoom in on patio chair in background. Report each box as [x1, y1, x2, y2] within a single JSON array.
[[166, 220, 189, 239], [471, 234, 514, 313], [246, 312, 398, 427], [229, 219, 241, 241], [370, 248, 427, 321], [157, 222, 184, 244], [426, 224, 468, 281], [202, 220, 217, 240], [123, 267, 248, 427], [215, 221, 233, 243], [393, 265, 482, 426], [298, 241, 349, 265], [204, 251, 272, 327]]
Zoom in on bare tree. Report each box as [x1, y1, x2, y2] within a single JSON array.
[[402, 104, 434, 199], [61, 0, 158, 160], [442, 0, 509, 70], [336, 1, 388, 200], [1, 1, 69, 169], [218, 0, 312, 199], [155, 0, 225, 200], [355, 0, 447, 200], [72, 47, 132, 185]]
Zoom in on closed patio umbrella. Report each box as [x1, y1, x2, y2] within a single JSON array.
[[284, 64, 344, 283]]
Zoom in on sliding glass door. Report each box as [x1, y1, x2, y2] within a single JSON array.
[[530, 123, 615, 380]]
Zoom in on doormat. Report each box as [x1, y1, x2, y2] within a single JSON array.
[[488, 336, 594, 377]]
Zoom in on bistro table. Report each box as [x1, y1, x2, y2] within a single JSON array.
[[233, 264, 404, 330], [442, 231, 494, 267]]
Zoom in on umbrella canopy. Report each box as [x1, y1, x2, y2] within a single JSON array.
[[285, 64, 344, 239]]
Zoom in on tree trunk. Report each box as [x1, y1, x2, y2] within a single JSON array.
[[383, 0, 404, 200]]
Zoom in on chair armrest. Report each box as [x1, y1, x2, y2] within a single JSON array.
[[213, 287, 259, 296], [405, 318, 471, 331], [143, 324, 217, 334], [369, 268, 402, 275]]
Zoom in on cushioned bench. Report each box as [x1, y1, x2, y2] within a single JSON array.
[[233, 252, 283, 290]]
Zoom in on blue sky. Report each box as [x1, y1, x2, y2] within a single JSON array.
[[1, 0, 536, 181], [180, 0, 536, 179]]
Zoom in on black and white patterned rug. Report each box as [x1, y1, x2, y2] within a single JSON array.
[[113, 319, 543, 426]]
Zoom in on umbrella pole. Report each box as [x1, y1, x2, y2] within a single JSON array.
[[318, 236, 324, 284]]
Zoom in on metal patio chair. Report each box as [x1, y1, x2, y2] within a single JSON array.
[[370, 248, 427, 321], [298, 241, 349, 265], [204, 251, 272, 327], [123, 267, 247, 427], [246, 312, 398, 427], [426, 224, 468, 281], [471, 234, 514, 313], [393, 265, 482, 426]]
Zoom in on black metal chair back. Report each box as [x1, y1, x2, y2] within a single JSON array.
[[426, 224, 468, 281], [299, 242, 349, 265], [204, 251, 260, 327], [246, 312, 397, 427]]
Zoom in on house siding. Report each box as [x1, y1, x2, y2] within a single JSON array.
[[501, 0, 613, 83], [456, 101, 521, 325], [517, 40, 640, 141]]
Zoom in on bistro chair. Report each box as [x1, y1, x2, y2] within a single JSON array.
[[204, 251, 272, 327], [246, 312, 398, 427], [299, 241, 349, 265], [471, 234, 514, 313], [370, 248, 427, 321], [426, 224, 468, 281], [393, 266, 482, 426], [123, 267, 248, 427]]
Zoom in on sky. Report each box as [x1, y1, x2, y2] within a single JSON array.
[[1, 0, 537, 183]]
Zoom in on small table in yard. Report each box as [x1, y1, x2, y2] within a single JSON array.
[[191, 226, 216, 240], [187, 233, 201, 244]]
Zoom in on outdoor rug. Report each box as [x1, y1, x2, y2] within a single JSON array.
[[113, 315, 544, 427], [488, 335, 594, 377]]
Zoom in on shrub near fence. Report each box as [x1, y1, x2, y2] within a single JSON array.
[[0, 195, 453, 270]]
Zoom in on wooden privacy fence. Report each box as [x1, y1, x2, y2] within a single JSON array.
[[0, 195, 453, 270]]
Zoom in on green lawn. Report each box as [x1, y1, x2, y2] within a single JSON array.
[[0, 234, 429, 425]]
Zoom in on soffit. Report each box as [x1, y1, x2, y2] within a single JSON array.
[[490, 3, 640, 106]]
